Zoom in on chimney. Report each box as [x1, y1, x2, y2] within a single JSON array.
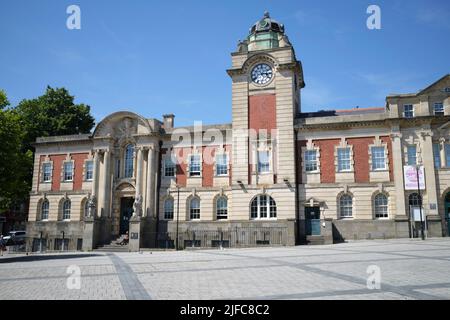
[[163, 114, 175, 129]]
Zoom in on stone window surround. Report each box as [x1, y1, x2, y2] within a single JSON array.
[[39, 197, 50, 221], [214, 193, 228, 221], [83, 155, 94, 182], [187, 194, 201, 221], [250, 193, 277, 220], [369, 137, 389, 172], [162, 153, 177, 178], [334, 139, 355, 173], [302, 140, 320, 174], [337, 189, 354, 220], [162, 195, 174, 220], [253, 138, 274, 176], [214, 148, 230, 177], [123, 143, 136, 179], [187, 150, 203, 178], [373, 191, 390, 220], [59, 196, 72, 221], [40, 157, 53, 183], [61, 156, 75, 182]]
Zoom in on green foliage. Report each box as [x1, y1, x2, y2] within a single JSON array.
[[0, 87, 95, 212], [15, 86, 95, 151], [0, 108, 32, 210], [0, 89, 9, 109]]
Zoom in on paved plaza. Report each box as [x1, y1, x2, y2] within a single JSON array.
[[1, 238, 450, 300]]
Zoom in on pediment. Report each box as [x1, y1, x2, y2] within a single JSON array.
[[93, 111, 153, 138]]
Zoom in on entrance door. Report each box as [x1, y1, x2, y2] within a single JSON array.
[[445, 193, 450, 236], [120, 197, 134, 235], [305, 207, 321, 236]]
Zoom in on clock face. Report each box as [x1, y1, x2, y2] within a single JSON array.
[[251, 63, 273, 85]]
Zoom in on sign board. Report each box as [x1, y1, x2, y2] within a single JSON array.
[[404, 165, 425, 190], [131, 232, 139, 240], [411, 207, 424, 222]]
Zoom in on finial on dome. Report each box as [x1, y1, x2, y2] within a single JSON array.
[[264, 11, 270, 18]]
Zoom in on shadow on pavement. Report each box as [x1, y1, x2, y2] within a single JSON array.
[[0, 253, 102, 263]]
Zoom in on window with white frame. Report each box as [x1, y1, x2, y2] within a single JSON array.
[[250, 195, 277, 219], [189, 155, 201, 177], [434, 102, 444, 116], [42, 163, 52, 182], [339, 194, 353, 218], [337, 148, 351, 172], [63, 162, 73, 181], [189, 197, 200, 220], [305, 150, 318, 172], [62, 199, 71, 220], [85, 161, 94, 181], [433, 144, 441, 168], [257, 150, 270, 173], [404, 104, 414, 118], [124, 144, 134, 178], [374, 194, 388, 219], [216, 196, 228, 220], [164, 198, 174, 220], [371, 146, 386, 170], [407, 146, 417, 165], [216, 154, 228, 176], [41, 199, 49, 220], [164, 158, 176, 177]]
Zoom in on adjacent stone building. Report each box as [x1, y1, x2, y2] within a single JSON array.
[[26, 12, 450, 251]]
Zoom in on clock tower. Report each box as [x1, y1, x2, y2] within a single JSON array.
[[227, 12, 304, 227]]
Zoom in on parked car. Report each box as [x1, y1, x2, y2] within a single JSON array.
[[3, 230, 26, 245]]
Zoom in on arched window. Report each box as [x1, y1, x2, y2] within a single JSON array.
[[62, 199, 71, 220], [250, 195, 276, 219], [164, 198, 174, 220], [189, 197, 200, 220], [409, 193, 422, 206], [124, 144, 134, 178], [374, 194, 388, 219], [339, 194, 353, 218], [41, 199, 49, 220], [216, 196, 228, 220]]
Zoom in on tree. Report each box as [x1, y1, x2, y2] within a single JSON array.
[[0, 87, 95, 213], [15, 86, 95, 151], [0, 91, 32, 211]]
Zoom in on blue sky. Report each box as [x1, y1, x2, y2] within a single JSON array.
[[1, 0, 449, 126]]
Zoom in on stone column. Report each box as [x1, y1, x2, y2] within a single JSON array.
[[146, 147, 155, 217], [100, 150, 111, 217], [420, 131, 439, 220], [134, 147, 144, 216], [91, 150, 100, 217], [440, 138, 446, 168], [391, 132, 407, 217]]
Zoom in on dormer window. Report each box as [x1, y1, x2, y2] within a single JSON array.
[[404, 104, 414, 118], [445, 87, 450, 93]]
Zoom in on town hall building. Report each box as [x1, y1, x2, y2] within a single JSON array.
[[26, 12, 450, 251]]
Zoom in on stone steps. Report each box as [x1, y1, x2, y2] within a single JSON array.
[[306, 235, 325, 245]]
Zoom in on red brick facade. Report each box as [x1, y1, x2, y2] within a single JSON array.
[[248, 94, 277, 132]]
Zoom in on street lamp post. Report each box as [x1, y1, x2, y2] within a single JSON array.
[[415, 163, 425, 240], [176, 185, 180, 250]]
